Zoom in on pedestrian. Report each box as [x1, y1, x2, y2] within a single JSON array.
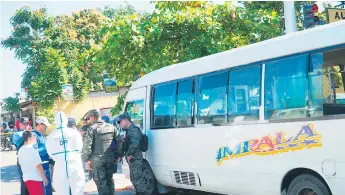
[[11, 117, 30, 195], [67, 117, 78, 129], [101, 115, 110, 124], [112, 115, 125, 174], [33, 116, 53, 195], [16, 117, 20, 131], [1, 122, 8, 133], [80, 116, 93, 182], [81, 109, 116, 195], [116, 112, 147, 195], [46, 112, 85, 195], [18, 131, 49, 195]]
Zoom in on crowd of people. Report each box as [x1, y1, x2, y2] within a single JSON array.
[[11, 109, 150, 195]]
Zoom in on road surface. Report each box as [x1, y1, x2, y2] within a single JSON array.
[[1, 150, 217, 195], [0, 150, 133, 195]]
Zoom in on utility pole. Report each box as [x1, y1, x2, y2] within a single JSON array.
[[284, 1, 298, 34]]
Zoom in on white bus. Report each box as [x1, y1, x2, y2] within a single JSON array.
[[123, 21, 345, 195]]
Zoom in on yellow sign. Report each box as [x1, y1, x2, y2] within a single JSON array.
[[327, 8, 345, 23]]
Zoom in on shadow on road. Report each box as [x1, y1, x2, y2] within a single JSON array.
[[0, 164, 20, 183]]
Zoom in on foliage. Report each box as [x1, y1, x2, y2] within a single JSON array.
[[36, 107, 55, 124], [110, 91, 127, 116], [2, 2, 336, 113], [96, 1, 283, 87], [29, 48, 69, 107], [1, 7, 108, 109], [2, 93, 21, 114]]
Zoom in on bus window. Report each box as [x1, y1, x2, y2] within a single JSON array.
[[152, 83, 177, 128], [228, 66, 261, 122], [197, 72, 228, 124], [176, 79, 194, 127], [126, 100, 144, 129], [265, 55, 308, 120], [309, 47, 345, 117]]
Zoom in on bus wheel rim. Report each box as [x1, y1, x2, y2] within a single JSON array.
[[297, 188, 318, 195]]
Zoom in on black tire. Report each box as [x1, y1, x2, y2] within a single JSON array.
[[142, 161, 159, 195], [287, 174, 331, 195]]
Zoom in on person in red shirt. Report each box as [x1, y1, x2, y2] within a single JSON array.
[[16, 118, 20, 131]]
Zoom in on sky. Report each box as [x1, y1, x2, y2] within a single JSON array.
[[0, 1, 155, 100]]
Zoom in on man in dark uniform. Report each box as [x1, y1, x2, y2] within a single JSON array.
[[81, 109, 116, 195], [117, 113, 146, 195]]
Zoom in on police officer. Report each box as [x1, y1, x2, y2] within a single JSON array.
[[81, 109, 116, 195], [117, 112, 146, 195]]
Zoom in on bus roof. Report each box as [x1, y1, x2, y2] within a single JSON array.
[[131, 20, 345, 90]]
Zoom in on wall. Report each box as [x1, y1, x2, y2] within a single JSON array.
[[53, 87, 128, 122]]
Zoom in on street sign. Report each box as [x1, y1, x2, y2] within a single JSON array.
[[61, 84, 74, 100], [103, 74, 118, 93], [326, 8, 345, 23]]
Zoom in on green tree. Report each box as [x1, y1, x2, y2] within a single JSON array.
[[1, 7, 108, 110], [3, 93, 21, 114], [94, 1, 284, 109], [97, 1, 282, 85]]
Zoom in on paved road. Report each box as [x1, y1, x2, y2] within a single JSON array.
[[1, 150, 217, 195], [0, 150, 133, 195]]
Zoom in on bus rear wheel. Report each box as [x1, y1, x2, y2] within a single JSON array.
[[142, 161, 158, 195], [287, 174, 330, 195]]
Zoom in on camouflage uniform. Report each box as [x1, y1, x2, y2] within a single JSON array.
[[112, 126, 124, 173], [82, 120, 116, 195], [114, 133, 124, 162], [125, 123, 146, 195]]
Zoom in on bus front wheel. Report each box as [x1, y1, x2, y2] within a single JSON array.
[[287, 174, 330, 195], [142, 161, 159, 195]]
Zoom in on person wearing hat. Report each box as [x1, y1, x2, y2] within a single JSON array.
[[46, 112, 85, 195], [117, 112, 147, 195], [33, 116, 53, 195], [101, 115, 110, 124], [1, 122, 8, 132], [67, 118, 77, 129], [81, 109, 116, 195]]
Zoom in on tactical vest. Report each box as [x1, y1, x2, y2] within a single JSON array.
[[91, 121, 115, 156]]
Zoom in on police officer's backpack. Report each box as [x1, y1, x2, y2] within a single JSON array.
[[140, 133, 148, 152], [136, 128, 148, 152]]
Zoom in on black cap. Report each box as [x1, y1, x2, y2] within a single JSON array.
[[20, 117, 29, 124], [67, 118, 76, 128], [116, 112, 131, 124]]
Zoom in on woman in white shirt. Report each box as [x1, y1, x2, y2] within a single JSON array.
[[18, 131, 48, 195]]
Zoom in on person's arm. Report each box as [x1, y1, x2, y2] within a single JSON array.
[[36, 164, 48, 186], [115, 134, 125, 160], [32, 148, 48, 185], [81, 126, 94, 163], [125, 128, 141, 157]]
